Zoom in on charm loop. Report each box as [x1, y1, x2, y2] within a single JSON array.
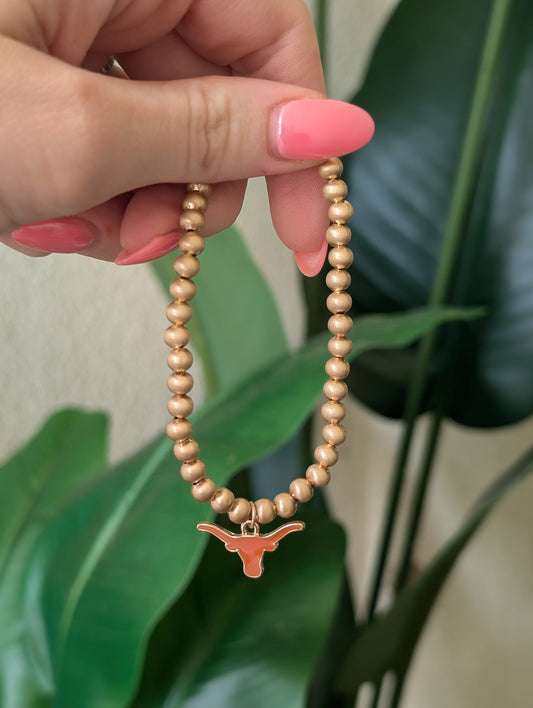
[[241, 502, 259, 536]]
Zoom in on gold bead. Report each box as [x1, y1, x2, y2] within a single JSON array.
[[328, 314, 353, 336], [326, 224, 351, 246], [328, 246, 354, 269], [167, 347, 193, 371], [173, 438, 200, 462], [168, 394, 193, 418], [322, 423, 346, 446], [323, 379, 348, 401], [325, 357, 350, 381], [274, 492, 297, 519], [182, 192, 208, 213], [165, 174, 355, 528], [187, 183, 212, 196], [179, 232, 205, 254], [321, 400, 345, 423], [323, 179, 348, 202], [166, 302, 192, 324], [306, 463, 331, 488], [289, 478, 314, 503], [166, 418, 192, 441], [328, 200, 354, 224], [318, 158, 343, 179], [181, 459, 206, 483], [255, 498, 276, 524], [314, 443, 339, 467], [174, 254, 200, 278], [179, 210, 205, 232], [192, 477, 216, 502], [328, 336, 352, 358], [170, 277, 196, 301], [210, 487, 235, 514], [164, 324, 190, 348], [228, 498, 252, 524], [326, 268, 351, 291], [326, 291, 352, 313], [167, 372, 193, 395]]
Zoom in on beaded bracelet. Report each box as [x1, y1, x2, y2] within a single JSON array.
[[165, 158, 353, 577]]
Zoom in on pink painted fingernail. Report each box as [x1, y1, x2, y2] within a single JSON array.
[[294, 241, 329, 277], [272, 99, 375, 160], [115, 232, 181, 266], [11, 218, 97, 253]]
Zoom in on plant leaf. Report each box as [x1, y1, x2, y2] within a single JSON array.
[[345, 0, 533, 426], [150, 225, 288, 395], [0, 410, 108, 707], [133, 513, 346, 708], [0, 307, 476, 706], [335, 442, 533, 691]]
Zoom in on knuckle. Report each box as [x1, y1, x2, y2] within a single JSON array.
[[0, 199, 16, 233], [0, 72, 104, 228], [185, 81, 234, 178], [42, 74, 109, 214]]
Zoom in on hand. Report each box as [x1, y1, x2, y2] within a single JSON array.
[[0, 0, 373, 275]]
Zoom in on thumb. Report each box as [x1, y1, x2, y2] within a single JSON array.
[[0, 37, 373, 233], [95, 74, 374, 193]]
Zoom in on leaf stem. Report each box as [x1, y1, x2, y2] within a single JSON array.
[[315, 0, 328, 73], [389, 673, 406, 708], [366, 415, 415, 618], [394, 410, 444, 591], [366, 0, 516, 621], [301, 0, 329, 340]]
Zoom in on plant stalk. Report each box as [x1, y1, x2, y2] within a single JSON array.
[[315, 0, 328, 71], [302, 0, 330, 340], [394, 410, 444, 591], [389, 674, 406, 708], [365, 0, 516, 623]]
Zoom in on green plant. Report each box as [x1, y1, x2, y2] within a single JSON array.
[[1, 0, 532, 706], [335, 0, 533, 704]]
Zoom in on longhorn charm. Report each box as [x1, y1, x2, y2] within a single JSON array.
[[197, 520, 305, 578]]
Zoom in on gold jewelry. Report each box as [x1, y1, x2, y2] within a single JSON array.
[[165, 158, 353, 578]]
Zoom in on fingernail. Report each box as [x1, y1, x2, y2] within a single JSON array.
[[294, 241, 328, 277], [11, 218, 97, 253], [272, 99, 374, 160], [115, 232, 181, 266]]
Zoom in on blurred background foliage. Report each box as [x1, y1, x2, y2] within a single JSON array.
[[1, 0, 533, 707]]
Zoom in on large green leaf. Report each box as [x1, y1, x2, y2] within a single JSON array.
[[335, 441, 533, 692], [0, 307, 475, 707], [0, 410, 108, 707], [132, 513, 345, 708], [346, 0, 533, 426], [151, 225, 288, 395]]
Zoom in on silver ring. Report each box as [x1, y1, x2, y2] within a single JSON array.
[[101, 56, 129, 79]]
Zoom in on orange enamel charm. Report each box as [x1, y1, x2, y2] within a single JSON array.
[[197, 521, 305, 578]]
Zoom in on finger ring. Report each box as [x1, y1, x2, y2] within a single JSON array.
[[101, 56, 129, 79]]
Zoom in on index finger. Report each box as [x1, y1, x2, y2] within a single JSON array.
[[178, 0, 325, 92]]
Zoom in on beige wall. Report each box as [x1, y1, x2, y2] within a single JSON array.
[[2, 2, 532, 707]]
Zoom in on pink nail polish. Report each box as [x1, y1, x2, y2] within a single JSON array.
[[273, 99, 375, 160], [11, 218, 96, 253], [115, 232, 181, 266], [295, 241, 329, 277]]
